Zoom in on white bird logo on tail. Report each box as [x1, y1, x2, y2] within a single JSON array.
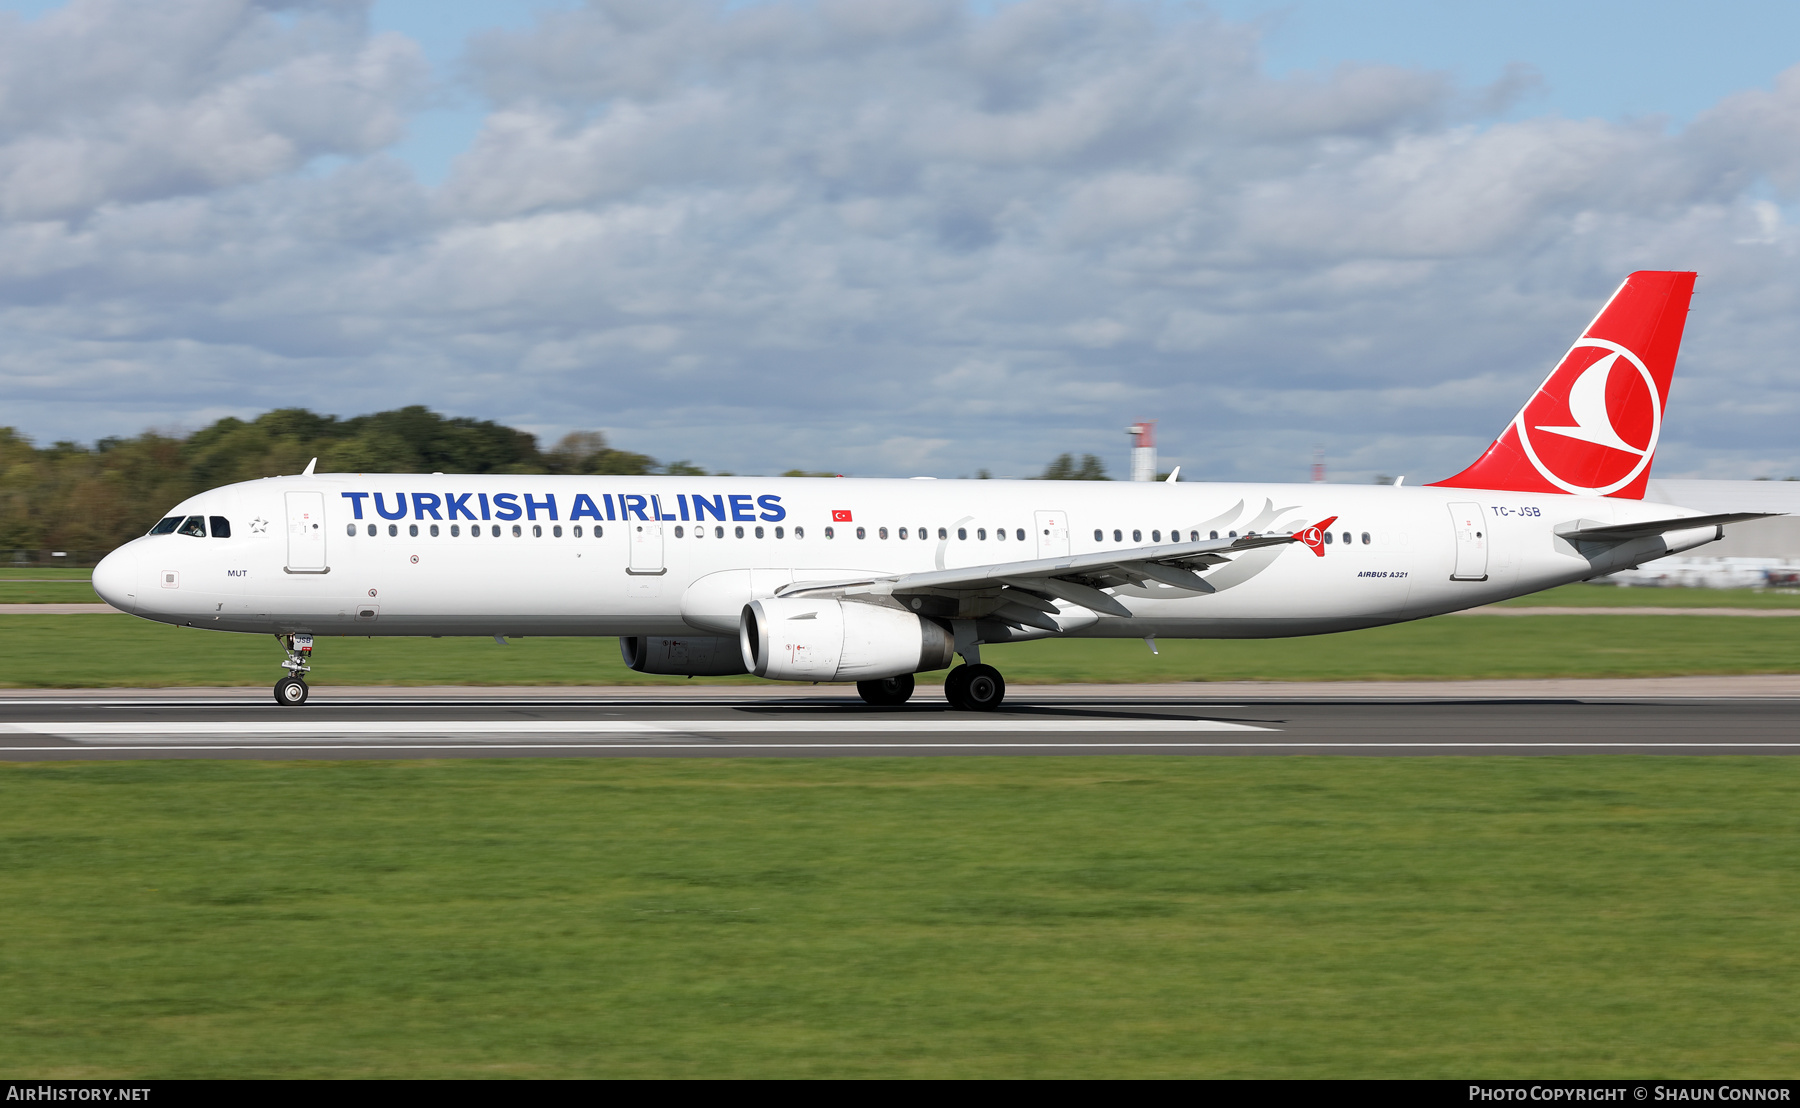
[[1533, 351, 1647, 456]]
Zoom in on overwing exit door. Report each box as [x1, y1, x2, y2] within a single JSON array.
[[628, 522, 665, 575], [284, 491, 328, 573], [1035, 510, 1070, 558], [1448, 502, 1488, 581]]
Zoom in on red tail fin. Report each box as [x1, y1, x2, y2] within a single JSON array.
[[1429, 271, 1696, 499]]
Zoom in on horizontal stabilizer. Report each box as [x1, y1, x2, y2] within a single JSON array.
[[1556, 511, 1780, 542]]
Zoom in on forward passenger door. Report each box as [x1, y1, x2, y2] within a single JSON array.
[[284, 492, 328, 574]]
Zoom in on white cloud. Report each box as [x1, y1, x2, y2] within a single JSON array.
[[5, 0, 1800, 481]]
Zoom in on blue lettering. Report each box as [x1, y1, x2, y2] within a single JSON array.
[[692, 494, 726, 522], [571, 494, 604, 521], [478, 493, 491, 521], [757, 494, 786, 523], [493, 492, 522, 521], [413, 492, 443, 520], [341, 492, 369, 520], [623, 494, 650, 521], [604, 493, 617, 521], [729, 494, 757, 522], [652, 494, 677, 522], [446, 492, 477, 521], [677, 494, 690, 521], [374, 492, 408, 521], [525, 493, 557, 521]]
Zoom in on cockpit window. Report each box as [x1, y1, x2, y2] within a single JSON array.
[[176, 515, 206, 537], [209, 516, 231, 539], [148, 516, 182, 535]]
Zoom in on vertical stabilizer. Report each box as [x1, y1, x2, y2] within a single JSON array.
[[1430, 270, 1696, 499]]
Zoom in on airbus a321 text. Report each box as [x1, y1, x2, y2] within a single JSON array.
[[90, 271, 1773, 708]]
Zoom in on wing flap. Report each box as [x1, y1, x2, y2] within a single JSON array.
[[999, 576, 1132, 618], [1123, 560, 1216, 592]]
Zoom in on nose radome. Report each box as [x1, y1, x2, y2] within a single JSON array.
[[91, 547, 137, 613]]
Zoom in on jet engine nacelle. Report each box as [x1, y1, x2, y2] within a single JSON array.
[[740, 597, 955, 681], [620, 635, 751, 676]]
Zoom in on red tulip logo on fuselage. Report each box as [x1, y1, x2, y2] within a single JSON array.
[[1515, 339, 1661, 495]]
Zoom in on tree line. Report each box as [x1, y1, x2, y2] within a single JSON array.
[[1, 408, 1111, 557]]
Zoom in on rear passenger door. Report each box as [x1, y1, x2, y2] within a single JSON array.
[[1447, 502, 1488, 581]]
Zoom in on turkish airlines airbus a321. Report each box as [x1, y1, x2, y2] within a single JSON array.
[[90, 271, 1773, 708]]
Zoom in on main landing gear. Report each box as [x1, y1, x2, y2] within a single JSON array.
[[856, 674, 915, 706], [944, 663, 1005, 712], [855, 666, 1006, 710], [274, 632, 313, 706]]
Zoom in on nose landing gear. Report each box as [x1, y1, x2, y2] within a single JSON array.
[[274, 633, 313, 706]]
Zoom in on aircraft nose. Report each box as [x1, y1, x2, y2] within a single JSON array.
[[91, 546, 137, 613]]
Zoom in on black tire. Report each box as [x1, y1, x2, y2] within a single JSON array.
[[959, 664, 1005, 711], [943, 665, 973, 710], [275, 676, 309, 706], [857, 674, 915, 706]]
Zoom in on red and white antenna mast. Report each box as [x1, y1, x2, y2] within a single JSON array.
[[1312, 444, 1325, 483], [1127, 421, 1157, 482]]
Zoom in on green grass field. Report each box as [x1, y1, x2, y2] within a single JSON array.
[[0, 567, 100, 604], [0, 610, 1795, 687], [3, 756, 1796, 1078], [1495, 583, 1800, 608]]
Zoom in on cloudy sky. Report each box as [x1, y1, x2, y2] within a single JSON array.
[[4, 0, 1800, 482]]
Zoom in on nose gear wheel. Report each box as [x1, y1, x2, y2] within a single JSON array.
[[275, 675, 308, 705]]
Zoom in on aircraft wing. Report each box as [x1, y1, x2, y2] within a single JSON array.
[[1557, 511, 1781, 542], [777, 528, 1313, 622]]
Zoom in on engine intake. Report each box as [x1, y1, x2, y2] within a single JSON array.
[[740, 598, 954, 681], [620, 635, 750, 676]]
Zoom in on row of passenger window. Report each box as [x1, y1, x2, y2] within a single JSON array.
[[1090, 527, 1374, 546], [676, 525, 800, 538], [349, 522, 603, 538], [347, 522, 1035, 542], [1099, 528, 1200, 544], [157, 513, 1375, 549], [148, 515, 230, 538]]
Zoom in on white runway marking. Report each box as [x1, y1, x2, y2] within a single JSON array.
[[3, 718, 1271, 742], [4, 742, 1800, 754]]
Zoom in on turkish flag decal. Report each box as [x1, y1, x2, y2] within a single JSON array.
[[832, 509, 853, 522]]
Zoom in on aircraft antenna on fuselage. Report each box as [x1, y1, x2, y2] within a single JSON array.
[[301, 457, 317, 476]]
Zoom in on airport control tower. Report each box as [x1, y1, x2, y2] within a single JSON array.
[[1127, 421, 1156, 482]]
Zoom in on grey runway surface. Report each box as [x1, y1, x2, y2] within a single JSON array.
[[3, 687, 1798, 759]]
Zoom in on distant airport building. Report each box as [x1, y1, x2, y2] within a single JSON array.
[[1611, 479, 1800, 587]]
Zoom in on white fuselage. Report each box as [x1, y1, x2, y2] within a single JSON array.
[[92, 474, 1719, 642]]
